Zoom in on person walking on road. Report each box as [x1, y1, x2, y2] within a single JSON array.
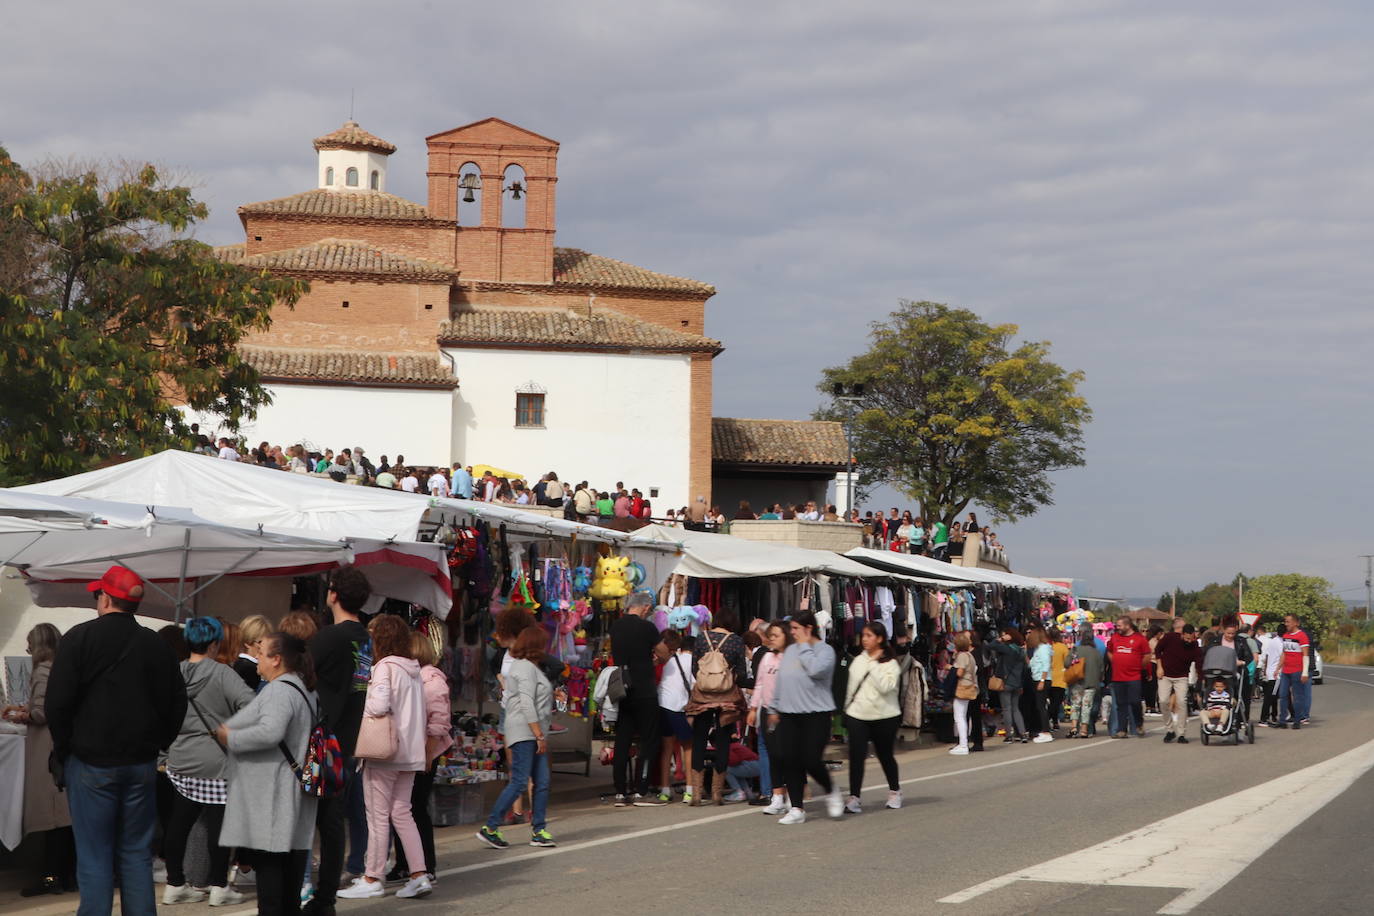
[[1154, 623, 1200, 744], [1257, 625, 1283, 726], [842, 622, 903, 812], [1107, 616, 1151, 739], [1276, 614, 1311, 729], [769, 611, 840, 825], [46, 565, 187, 916], [687, 607, 748, 806]]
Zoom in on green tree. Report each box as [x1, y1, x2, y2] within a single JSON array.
[[0, 149, 305, 484], [1243, 574, 1343, 647], [816, 300, 1091, 525]]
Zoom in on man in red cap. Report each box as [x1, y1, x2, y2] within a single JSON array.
[[46, 565, 186, 916]]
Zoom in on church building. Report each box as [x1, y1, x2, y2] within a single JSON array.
[[214, 117, 844, 511]]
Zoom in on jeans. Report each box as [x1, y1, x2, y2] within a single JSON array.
[[998, 689, 1025, 737], [725, 759, 761, 796], [1110, 680, 1142, 735], [1157, 676, 1190, 736], [777, 711, 832, 807], [65, 757, 158, 916], [486, 740, 549, 832], [1278, 672, 1311, 724], [164, 793, 229, 887], [844, 714, 900, 796], [757, 728, 776, 795], [361, 767, 423, 880], [613, 696, 661, 796]]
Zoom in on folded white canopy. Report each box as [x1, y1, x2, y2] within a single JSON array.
[[845, 546, 1069, 593]]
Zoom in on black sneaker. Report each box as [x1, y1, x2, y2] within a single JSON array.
[[1163, 732, 1176, 743], [475, 826, 509, 849], [384, 867, 408, 885], [633, 793, 667, 807], [1292, 722, 1301, 730], [1175, 736, 1189, 744], [613, 794, 630, 807]]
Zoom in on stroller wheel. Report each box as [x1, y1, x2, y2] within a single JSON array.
[[1201, 730, 1209, 746]]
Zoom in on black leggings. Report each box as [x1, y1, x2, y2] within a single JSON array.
[[777, 711, 832, 806], [165, 793, 229, 888], [393, 766, 436, 874], [845, 715, 900, 797], [1020, 686, 1043, 735], [1045, 686, 1066, 727], [250, 848, 308, 916], [1261, 678, 1278, 722]]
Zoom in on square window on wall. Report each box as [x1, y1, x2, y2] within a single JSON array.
[[515, 392, 545, 428]]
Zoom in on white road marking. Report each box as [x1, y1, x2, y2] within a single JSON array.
[[939, 736, 1374, 915], [1324, 674, 1374, 688]]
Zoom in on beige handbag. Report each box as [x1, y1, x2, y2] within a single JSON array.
[[354, 712, 395, 761]]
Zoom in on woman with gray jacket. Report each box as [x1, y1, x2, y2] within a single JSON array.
[[476, 626, 555, 850], [990, 628, 1029, 743], [767, 611, 840, 825], [163, 618, 255, 906], [216, 633, 319, 916]]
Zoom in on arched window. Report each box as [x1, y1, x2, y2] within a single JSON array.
[[345, 167, 358, 187], [456, 162, 482, 225], [325, 167, 334, 186], [369, 170, 379, 190], [502, 163, 527, 229]]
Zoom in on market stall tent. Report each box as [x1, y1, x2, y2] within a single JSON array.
[[845, 547, 1070, 593], [0, 490, 360, 617]]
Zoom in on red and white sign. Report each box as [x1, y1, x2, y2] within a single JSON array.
[[1238, 612, 1260, 627]]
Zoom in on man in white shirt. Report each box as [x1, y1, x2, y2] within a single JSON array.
[[1256, 625, 1284, 726], [400, 469, 420, 493], [217, 438, 239, 461], [427, 469, 450, 499]]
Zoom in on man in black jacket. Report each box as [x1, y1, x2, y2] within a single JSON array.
[[609, 592, 664, 806], [46, 565, 186, 916]]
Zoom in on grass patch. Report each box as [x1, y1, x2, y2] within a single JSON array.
[[1328, 645, 1374, 666]]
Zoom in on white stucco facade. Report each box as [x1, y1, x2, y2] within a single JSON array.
[[231, 383, 454, 465], [445, 347, 693, 510], [318, 148, 389, 191]]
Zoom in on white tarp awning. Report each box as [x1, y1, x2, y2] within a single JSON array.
[[845, 547, 1069, 593], [627, 524, 955, 582], [0, 490, 359, 617]]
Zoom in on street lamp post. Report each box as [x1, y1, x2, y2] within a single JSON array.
[[832, 383, 864, 518]]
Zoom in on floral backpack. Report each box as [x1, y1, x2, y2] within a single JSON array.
[[277, 680, 345, 798]]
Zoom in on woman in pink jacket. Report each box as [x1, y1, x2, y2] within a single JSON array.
[[748, 620, 791, 814], [338, 616, 431, 900], [387, 632, 454, 883]]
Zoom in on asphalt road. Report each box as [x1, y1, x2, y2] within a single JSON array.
[[7, 666, 1371, 916]]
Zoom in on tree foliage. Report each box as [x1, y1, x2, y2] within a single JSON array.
[[0, 148, 305, 484], [1156, 576, 1242, 627], [1243, 573, 1343, 648], [816, 300, 1091, 526]]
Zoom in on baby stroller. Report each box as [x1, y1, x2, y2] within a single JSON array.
[[1198, 669, 1254, 745]]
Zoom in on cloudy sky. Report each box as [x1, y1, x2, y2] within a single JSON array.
[[5, 0, 1372, 600]]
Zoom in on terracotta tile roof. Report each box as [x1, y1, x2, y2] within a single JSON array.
[[438, 306, 721, 353], [215, 238, 453, 281], [712, 418, 849, 469], [239, 189, 431, 221], [213, 242, 246, 263], [240, 347, 457, 389], [552, 248, 714, 296], [312, 120, 397, 154]]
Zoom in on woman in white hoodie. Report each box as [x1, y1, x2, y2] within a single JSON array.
[[338, 615, 431, 901], [842, 622, 903, 814]]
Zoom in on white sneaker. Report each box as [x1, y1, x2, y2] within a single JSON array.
[[761, 795, 788, 815], [886, 790, 903, 809], [300, 881, 315, 905], [229, 865, 256, 888], [778, 807, 807, 825], [153, 862, 169, 885], [337, 877, 385, 899], [844, 795, 863, 814], [396, 875, 433, 899], [163, 885, 207, 905], [826, 787, 845, 819], [209, 886, 246, 907], [1033, 733, 1054, 743], [949, 745, 970, 755]]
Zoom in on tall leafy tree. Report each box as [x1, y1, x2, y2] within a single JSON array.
[[0, 149, 304, 484], [1243, 573, 1343, 647], [817, 300, 1091, 525]]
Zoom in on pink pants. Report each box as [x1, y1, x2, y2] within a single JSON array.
[[362, 766, 424, 880]]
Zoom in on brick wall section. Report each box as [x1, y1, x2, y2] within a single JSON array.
[[243, 215, 455, 265], [727, 520, 864, 552], [451, 286, 709, 336], [689, 353, 714, 507], [250, 279, 450, 351]]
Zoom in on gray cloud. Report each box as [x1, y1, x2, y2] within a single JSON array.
[[5, 0, 1373, 596]]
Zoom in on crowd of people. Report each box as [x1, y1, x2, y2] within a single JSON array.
[[858, 508, 1004, 558]]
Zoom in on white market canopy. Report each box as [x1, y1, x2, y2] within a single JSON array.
[[628, 524, 966, 583], [845, 547, 1070, 593], [0, 490, 359, 617]]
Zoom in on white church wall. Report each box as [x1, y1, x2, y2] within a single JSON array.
[[445, 348, 692, 511], [233, 384, 454, 466]]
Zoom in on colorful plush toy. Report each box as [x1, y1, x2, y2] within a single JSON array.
[[668, 606, 697, 634], [652, 605, 671, 632], [572, 565, 593, 595], [588, 555, 631, 601]]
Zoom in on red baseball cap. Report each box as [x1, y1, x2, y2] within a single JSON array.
[[87, 565, 145, 602]]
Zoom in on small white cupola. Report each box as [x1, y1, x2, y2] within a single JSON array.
[[313, 120, 396, 193]]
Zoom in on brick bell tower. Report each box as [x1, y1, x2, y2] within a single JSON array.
[[425, 118, 559, 284]]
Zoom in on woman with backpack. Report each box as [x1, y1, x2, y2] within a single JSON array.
[[216, 633, 320, 916], [338, 615, 431, 901], [162, 617, 255, 906], [768, 610, 840, 825], [842, 622, 903, 812], [686, 607, 748, 806]]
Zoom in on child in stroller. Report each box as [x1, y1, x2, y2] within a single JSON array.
[[1199, 668, 1254, 744]]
